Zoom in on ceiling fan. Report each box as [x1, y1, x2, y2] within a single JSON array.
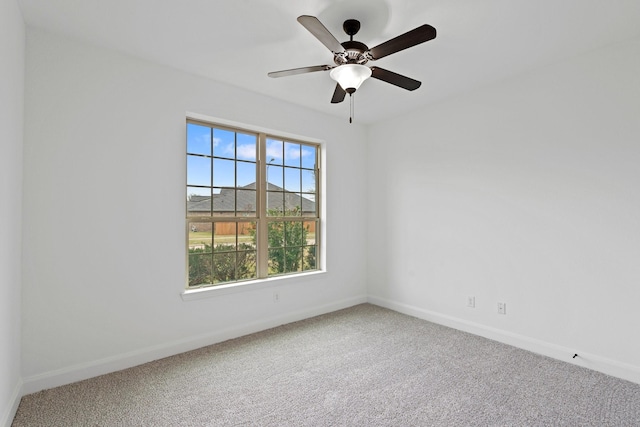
[[268, 15, 437, 121]]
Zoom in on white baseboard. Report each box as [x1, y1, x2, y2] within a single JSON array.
[[368, 295, 640, 385], [22, 295, 367, 395], [1, 378, 23, 427]]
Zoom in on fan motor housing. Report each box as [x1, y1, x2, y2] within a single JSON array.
[[334, 40, 369, 65]]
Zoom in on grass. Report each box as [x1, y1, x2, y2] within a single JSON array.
[[189, 231, 252, 247], [188, 231, 316, 249]]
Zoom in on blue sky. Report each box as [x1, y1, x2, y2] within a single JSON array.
[[187, 123, 316, 198]]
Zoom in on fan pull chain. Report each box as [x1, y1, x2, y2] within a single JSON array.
[[349, 93, 354, 124]]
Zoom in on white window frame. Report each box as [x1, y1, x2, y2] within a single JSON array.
[[183, 113, 324, 298]]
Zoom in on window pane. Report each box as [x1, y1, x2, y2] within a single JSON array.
[[285, 221, 304, 246], [237, 161, 256, 188], [267, 191, 284, 215], [303, 246, 317, 271], [267, 165, 283, 188], [214, 222, 236, 251], [213, 128, 235, 159], [284, 142, 301, 167], [188, 253, 213, 286], [188, 224, 213, 287], [213, 188, 234, 214], [284, 167, 301, 192], [268, 222, 284, 248], [301, 194, 316, 216], [301, 144, 316, 169], [188, 224, 212, 252], [213, 158, 235, 187], [285, 247, 302, 273], [303, 221, 316, 245], [237, 222, 256, 250], [268, 248, 285, 275], [266, 139, 283, 165], [283, 193, 302, 216], [187, 187, 211, 216], [237, 133, 257, 161], [187, 155, 210, 187], [237, 251, 257, 280], [236, 189, 256, 216], [213, 253, 236, 283], [187, 124, 211, 155], [302, 170, 316, 194]]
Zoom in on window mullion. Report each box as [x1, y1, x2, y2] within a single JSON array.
[[257, 133, 269, 278]]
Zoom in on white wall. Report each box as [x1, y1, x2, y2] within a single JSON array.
[[22, 28, 368, 393], [367, 38, 640, 383], [19, 16, 640, 405], [0, 0, 24, 425]]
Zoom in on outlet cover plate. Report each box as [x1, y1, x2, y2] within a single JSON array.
[[467, 296, 475, 308], [497, 302, 506, 315]]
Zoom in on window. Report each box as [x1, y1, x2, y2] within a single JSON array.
[[186, 119, 320, 288]]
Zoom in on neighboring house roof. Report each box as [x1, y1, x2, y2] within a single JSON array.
[[187, 182, 315, 214]]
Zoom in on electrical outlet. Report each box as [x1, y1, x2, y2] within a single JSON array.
[[497, 302, 506, 315], [273, 291, 280, 303], [467, 296, 475, 308]]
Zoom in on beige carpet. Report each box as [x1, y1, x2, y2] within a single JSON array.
[[13, 304, 640, 426]]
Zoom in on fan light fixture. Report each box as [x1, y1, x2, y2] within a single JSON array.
[[329, 64, 371, 94]]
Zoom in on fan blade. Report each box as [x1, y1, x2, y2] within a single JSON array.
[[367, 24, 436, 60], [297, 15, 345, 54], [331, 84, 346, 103], [371, 67, 421, 91], [268, 65, 331, 78]]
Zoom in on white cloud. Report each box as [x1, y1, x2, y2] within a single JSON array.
[[216, 140, 234, 156], [236, 144, 256, 160], [285, 145, 300, 160], [266, 141, 283, 161]]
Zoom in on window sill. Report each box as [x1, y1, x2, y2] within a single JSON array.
[[181, 270, 326, 301]]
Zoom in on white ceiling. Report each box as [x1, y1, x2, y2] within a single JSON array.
[[18, 0, 640, 124]]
